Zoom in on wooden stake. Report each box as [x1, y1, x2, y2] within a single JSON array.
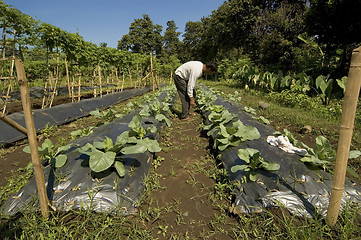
[[65, 58, 71, 98], [128, 68, 132, 88], [98, 63, 103, 98], [150, 52, 155, 92], [15, 58, 49, 218], [326, 45, 361, 225], [115, 68, 120, 92], [121, 72, 125, 92]]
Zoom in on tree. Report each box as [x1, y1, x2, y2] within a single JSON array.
[[117, 14, 163, 56], [180, 21, 205, 61], [305, 0, 361, 77], [250, 1, 307, 71], [162, 20, 181, 58]]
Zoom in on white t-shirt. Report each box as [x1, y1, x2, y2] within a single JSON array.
[[175, 61, 203, 98]]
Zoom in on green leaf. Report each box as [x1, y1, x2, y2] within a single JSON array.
[[121, 144, 147, 155], [219, 124, 230, 138], [249, 172, 258, 181], [261, 161, 280, 171], [51, 154, 67, 168], [231, 164, 249, 173], [143, 138, 162, 152], [89, 150, 116, 172], [349, 150, 361, 159], [23, 145, 31, 154], [114, 161, 125, 177], [93, 141, 104, 150], [90, 110, 101, 117], [156, 113, 171, 127], [57, 144, 72, 154], [300, 155, 329, 165], [102, 137, 114, 151]]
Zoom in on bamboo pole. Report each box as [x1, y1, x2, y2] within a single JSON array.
[[326, 46, 361, 225], [98, 63, 103, 98], [115, 68, 120, 92], [15, 58, 49, 218], [150, 52, 155, 92], [128, 68, 132, 88], [65, 58, 71, 98], [77, 73, 81, 101], [0, 111, 27, 134], [121, 72, 125, 92]]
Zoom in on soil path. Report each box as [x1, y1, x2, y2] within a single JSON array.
[[140, 113, 239, 239]]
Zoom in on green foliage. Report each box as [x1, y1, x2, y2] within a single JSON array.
[[195, 88, 218, 112], [301, 136, 361, 177], [140, 99, 172, 127], [23, 139, 72, 168], [336, 76, 347, 93], [315, 75, 333, 105], [231, 148, 280, 182], [214, 120, 260, 151], [90, 109, 124, 124], [78, 114, 161, 177], [203, 109, 237, 137], [70, 126, 95, 140], [117, 14, 163, 56]]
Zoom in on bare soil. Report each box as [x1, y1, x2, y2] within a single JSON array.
[[142, 113, 239, 238]]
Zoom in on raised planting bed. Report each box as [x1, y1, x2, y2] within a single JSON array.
[[197, 85, 361, 217], [2, 88, 175, 215]]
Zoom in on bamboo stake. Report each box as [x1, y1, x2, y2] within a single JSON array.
[[150, 52, 155, 92], [65, 58, 71, 98], [98, 63, 102, 98], [77, 73, 81, 101], [326, 45, 361, 225], [128, 68, 132, 88], [41, 81, 47, 109], [121, 72, 125, 92], [92, 68, 97, 97], [15, 58, 49, 218], [115, 68, 120, 92], [0, 111, 27, 134]]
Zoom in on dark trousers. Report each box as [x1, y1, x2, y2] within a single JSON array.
[[173, 74, 192, 119]]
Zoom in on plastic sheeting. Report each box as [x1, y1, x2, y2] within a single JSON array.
[[2, 90, 171, 215], [0, 87, 151, 146], [203, 93, 361, 218]]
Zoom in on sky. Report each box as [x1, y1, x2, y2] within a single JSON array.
[[3, 0, 225, 48]]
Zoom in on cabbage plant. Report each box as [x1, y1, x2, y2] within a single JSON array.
[[231, 148, 280, 182]]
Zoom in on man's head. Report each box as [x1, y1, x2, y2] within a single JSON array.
[[203, 62, 218, 74]]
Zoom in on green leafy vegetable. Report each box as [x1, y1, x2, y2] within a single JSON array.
[[231, 148, 280, 181], [23, 138, 72, 168]]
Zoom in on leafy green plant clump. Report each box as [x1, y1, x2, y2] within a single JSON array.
[[214, 120, 260, 151], [140, 99, 172, 127], [300, 136, 361, 177], [203, 107, 237, 137], [78, 115, 161, 177], [23, 139, 72, 168], [231, 148, 280, 181]]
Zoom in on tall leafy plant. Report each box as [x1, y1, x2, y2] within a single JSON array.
[[315, 75, 333, 105]]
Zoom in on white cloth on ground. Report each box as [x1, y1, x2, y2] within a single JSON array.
[[266, 135, 307, 156]]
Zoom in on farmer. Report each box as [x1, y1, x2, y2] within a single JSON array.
[[173, 61, 217, 120]]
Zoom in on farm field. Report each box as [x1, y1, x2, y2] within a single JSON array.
[[1, 82, 361, 239]]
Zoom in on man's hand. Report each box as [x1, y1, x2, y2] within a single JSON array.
[[190, 97, 195, 106]]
